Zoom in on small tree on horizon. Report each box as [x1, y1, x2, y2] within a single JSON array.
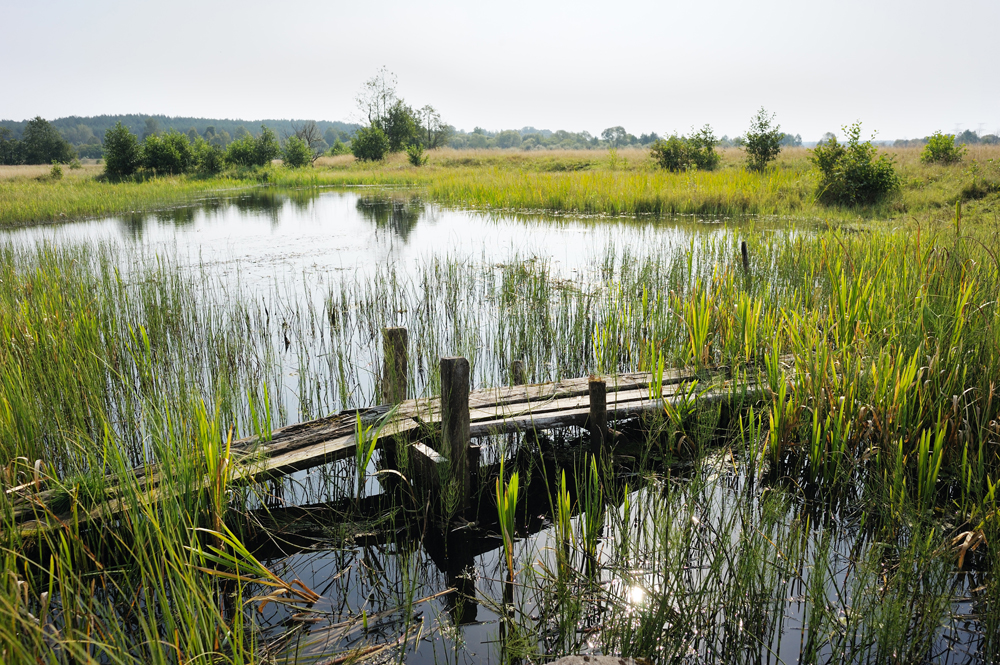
[[743, 108, 783, 171], [351, 125, 390, 161], [103, 121, 141, 179], [282, 136, 312, 168]]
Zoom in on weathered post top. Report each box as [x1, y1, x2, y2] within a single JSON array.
[[382, 327, 408, 404], [440, 356, 471, 514]]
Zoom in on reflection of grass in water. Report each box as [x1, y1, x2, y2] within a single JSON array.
[[509, 440, 971, 663]]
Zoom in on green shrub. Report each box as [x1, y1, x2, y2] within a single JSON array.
[[743, 108, 783, 171], [224, 125, 280, 168], [224, 135, 257, 167], [650, 125, 720, 172], [812, 122, 900, 205], [351, 125, 390, 162], [140, 130, 193, 175], [920, 131, 966, 164], [328, 139, 350, 156], [49, 162, 63, 180], [282, 136, 312, 168], [192, 138, 224, 174], [254, 126, 280, 166], [102, 121, 141, 179], [406, 143, 428, 166]]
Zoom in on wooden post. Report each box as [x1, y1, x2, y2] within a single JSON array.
[[740, 240, 749, 276], [510, 359, 527, 386], [589, 377, 607, 455], [440, 357, 471, 514], [382, 327, 408, 404]]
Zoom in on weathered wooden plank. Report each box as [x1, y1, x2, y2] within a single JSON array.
[[468, 383, 764, 437], [10, 364, 766, 538]]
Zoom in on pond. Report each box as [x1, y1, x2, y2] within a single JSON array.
[[2, 188, 989, 664]]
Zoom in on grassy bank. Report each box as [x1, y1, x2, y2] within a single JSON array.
[[3, 145, 999, 228]]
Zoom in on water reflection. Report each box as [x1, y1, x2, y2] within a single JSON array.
[[107, 189, 433, 242], [355, 194, 427, 241]]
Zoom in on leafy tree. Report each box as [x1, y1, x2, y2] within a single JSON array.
[[380, 101, 420, 152], [141, 130, 193, 174], [0, 127, 23, 165], [141, 117, 160, 140], [192, 138, 224, 174], [920, 131, 966, 164], [351, 125, 390, 161], [209, 129, 231, 149], [650, 135, 688, 171], [328, 139, 351, 156], [254, 126, 280, 165], [224, 135, 257, 167], [76, 144, 103, 159], [811, 122, 900, 205], [103, 121, 141, 179], [282, 136, 312, 168], [650, 125, 720, 171], [743, 108, 783, 171], [224, 125, 279, 167], [601, 126, 628, 147], [186, 127, 199, 143], [61, 124, 96, 145], [496, 130, 522, 149], [779, 133, 802, 147], [21, 117, 75, 164], [956, 129, 980, 145], [418, 106, 451, 149]]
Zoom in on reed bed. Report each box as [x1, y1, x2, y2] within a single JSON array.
[[2, 191, 1000, 661]]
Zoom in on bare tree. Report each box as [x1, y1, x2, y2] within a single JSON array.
[[289, 120, 326, 163], [356, 66, 398, 127]]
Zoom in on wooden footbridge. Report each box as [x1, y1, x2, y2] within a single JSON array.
[[9, 328, 766, 538]]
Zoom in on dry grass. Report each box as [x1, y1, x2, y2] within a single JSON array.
[[0, 163, 103, 181]]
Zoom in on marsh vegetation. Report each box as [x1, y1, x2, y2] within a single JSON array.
[[1, 138, 1000, 663]]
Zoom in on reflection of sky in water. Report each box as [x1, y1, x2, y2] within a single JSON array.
[[2, 188, 706, 290]]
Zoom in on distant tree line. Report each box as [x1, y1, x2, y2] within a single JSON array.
[[0, 114, 360, 162], [893, 129, 999, 148], [446, 126, 663, 150]]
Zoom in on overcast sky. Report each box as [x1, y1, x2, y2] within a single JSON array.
[[3, 0, 997, 141]]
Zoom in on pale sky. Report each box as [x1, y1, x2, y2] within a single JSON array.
[[2, 0, 998, 141]]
